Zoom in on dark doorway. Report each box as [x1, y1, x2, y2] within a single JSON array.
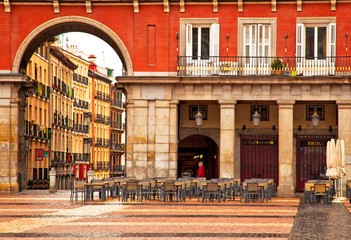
[[240, 135, 279, 186], [178, 135, 218, 179], [296, 135, 333, 192]]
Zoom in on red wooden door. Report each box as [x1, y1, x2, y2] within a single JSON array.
[[240, 135, 279, 186], [296, 135, 333, 192]]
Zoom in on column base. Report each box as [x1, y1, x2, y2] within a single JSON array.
[[0, 183, 19, 194], [277, 184, 295, 197]]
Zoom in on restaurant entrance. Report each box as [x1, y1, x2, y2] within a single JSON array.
[[178, 135, 218, 179], [296, 135, 334, 192], [240, 135, 279, 186]]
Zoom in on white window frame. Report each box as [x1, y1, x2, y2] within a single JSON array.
[[296, 17, 336, 76], [180, 18, 219, 57], [238, 18, 277, 57]]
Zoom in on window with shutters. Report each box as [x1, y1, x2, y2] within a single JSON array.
[[296, 21, 336, 60], [238, 18, 277, 58], [180, 18, 219, 58], [296, 18, 336, 76]]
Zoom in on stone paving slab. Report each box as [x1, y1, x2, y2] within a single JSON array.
[[0, 190, 299, 239]]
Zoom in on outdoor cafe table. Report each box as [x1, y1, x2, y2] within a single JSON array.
[[84, 182, 109, 202], [304, 180, 333, 203]]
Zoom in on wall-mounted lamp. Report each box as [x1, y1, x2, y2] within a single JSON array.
[[329, 125, 333, 132], [195, 108, 203, 127], [226, 33, 229, 56], [285, 33, 288, 57], [346, 32, 349, 56], [311, 112, 320, 128], [298, 125, 302, 131], [252, 111, 261, 127], [272, 125, 276, 130], [242, 125, 246, 130], [176, 32, 179, 54]]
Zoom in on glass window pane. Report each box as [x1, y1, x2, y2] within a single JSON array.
[[201, 28, 210, 59], [192, 28, 198, 58], [318, 27, 326, 59], [306, 27, 314, 59]]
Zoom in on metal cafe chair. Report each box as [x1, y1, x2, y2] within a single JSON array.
[[122, 181, 140, 202], [70, 179, 87, 202], [202, 182, 221, 203], [244, 182, 261, 203], [310, 184, 332, 204], [160, 181, 177, 202]]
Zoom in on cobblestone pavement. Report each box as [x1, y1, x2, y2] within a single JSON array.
[[289, 199, 351, 240], [0, 190, 299, 240]]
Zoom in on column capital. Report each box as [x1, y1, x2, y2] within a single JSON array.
[[218, 100, 236, 108], [276, 100, 295, 106], [170, 100, 179, 105], [337, 100, 351, 108]]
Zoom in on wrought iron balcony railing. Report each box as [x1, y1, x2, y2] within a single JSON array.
[[73, 73, 89, 86], [177, 56, 351, 77], [110, 143, 125, 151]]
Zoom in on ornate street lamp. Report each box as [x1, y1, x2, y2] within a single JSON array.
[[311, 112, 320, 128], [195, 110, 203, 127], [252, 111, 261, 127]]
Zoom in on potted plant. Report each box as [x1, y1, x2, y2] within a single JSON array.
[[271, 58, 283, 75]]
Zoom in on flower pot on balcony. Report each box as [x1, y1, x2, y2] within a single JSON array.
[[274, 70, 282, 76]]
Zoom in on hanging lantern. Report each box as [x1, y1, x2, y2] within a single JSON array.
[[311, 112, 320, 128], [195, 111, 203, 127], [252, 111, 261, 127]]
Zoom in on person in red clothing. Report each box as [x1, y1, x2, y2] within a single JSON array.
[[196, 161, 205, 178]]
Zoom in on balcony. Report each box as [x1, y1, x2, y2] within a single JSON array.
[[73, 124, 89, 134], [52, 112, 74, 130], [72, 153, 90, 163], [111, 99, 123, 108], [110, 121, 125, 131], [25, 120, 51, 141], [94, 114, 110, 125], [110, 165, 125, 175], [52, 77, 74, 98], [94, 138, 110, 147], [110, 143, 125, 152], [51, 151, 72, 165], [95, 90, 111, 103], [27, 81, 50, 100], [177, 56, 351, 77], [74, 99, 89, 110], [73, 73, 89, 86], [96, 161, 111, 170]]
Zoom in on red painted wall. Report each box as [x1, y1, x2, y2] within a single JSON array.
[[1, 2, 350, 73]]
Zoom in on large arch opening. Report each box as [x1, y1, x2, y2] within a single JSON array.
[[13, 16, 133, 75], [178, 135, 218, 179]]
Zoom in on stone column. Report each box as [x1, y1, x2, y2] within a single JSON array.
[[277, 100, 295, 197], [169, 100, 179, 178], [49, 168, 57, 193], [155, 100, 170, 177], [337, 101, 351, 193], [0, 79, 26, 194], [132, 100, 148, 179], [219, 100, 236, 178], [125, 99, 134, 177], [147, 101, 155, 178]]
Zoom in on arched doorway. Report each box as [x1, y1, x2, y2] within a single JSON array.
[[178, 135, 218, 179], [12, 16, 133, 75]]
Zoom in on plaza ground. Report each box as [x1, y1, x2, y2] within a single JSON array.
[[0, 190, 350, 239]]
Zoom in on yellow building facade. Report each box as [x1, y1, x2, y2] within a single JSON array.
[[50, 46, 77, 190], [89, 65, 111, 179], [24, 43, 51, 189], [63, 48, 91, 181]]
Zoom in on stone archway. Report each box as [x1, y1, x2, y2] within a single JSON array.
[[178, 135, 219, 179], [12, 16, 133, 76]]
